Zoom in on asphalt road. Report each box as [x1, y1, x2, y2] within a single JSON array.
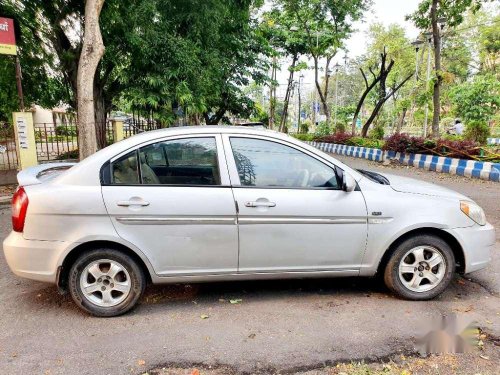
[[0, 156, 498, 375]]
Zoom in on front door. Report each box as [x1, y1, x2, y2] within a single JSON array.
[[224, 135, 368, 273], [102, 135, 238, 276]]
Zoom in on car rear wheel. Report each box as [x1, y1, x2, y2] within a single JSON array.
[[68, 249, 145, 317], [384, 234, 455, 300]]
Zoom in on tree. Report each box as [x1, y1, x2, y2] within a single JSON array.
[[408, 0, 486, 137], [353, 48, 413, 137], [261, 8, 309, 131], [281, 0, 368, 126], [78, 0, 105, 159], [449, 74, 500, 123]]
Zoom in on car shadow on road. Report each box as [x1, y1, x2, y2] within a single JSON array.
[[139, 276, 391, 308], [14, 274, 480, 318]]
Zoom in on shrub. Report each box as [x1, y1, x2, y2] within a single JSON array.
[[55, 125, 77, 137], [382, 133, 412, 153], [348, 136, 383, 149], [334, 122, 346, 133], [292, 133, 315, 142], [370, 124, 385, 140], [318, 131, 352, 144], [383, 133, 480, 158], [314, 121, 331, 137], [56, 149, 79, 160], [436, 139, 480, 158], [464, 120, 490, 145]]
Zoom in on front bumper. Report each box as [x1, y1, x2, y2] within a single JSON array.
[[446, 222, 496, 274], [3, 231, 70, 283]]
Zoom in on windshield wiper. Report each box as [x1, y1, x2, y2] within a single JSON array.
[[357, 169, 390, 185]]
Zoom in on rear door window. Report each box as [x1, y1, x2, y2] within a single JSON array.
[[138, 137, 220, 185]]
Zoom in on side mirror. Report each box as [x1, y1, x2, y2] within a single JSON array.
[[342, 173, 356, 192]]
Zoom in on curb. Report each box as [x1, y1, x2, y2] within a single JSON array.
[[309, 142, 500, 182], [0, 196, 11, 205], [487, 138, 500, 145]]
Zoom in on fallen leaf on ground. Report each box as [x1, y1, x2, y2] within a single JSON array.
[[200, 314, 209, 319], [137, 359, 146, 366], [230, 299, 242, 304], [191, 369, 200, 375], [479, 355, 489, 360]]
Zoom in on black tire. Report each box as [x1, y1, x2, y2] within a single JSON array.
[[68, 248, 146, 317], [384, 234, 455, 300]]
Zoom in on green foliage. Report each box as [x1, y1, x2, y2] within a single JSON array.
[[449, 74, 500, 122], [0, 2, 70, 120], [292, 133, 315, 141], [464, 120, 490, 144], [408, 0, 484, 30], [300, 119, 311, 133], [2, 0, 269, 126], [314, 121, 332, 137], [370, 123, 385, 140], [55, 125, 77, 137], [348, 136, 383, 149]]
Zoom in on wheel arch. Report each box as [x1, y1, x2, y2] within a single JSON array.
[[57, 240, 153, 293], [376, 227, 465, 276]]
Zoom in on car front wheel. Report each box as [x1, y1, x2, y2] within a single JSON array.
[[68, 249, 145, 317], [384, 234, 455, 300]]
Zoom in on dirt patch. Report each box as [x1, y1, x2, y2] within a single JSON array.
[[0, 183, 16, 198], [145, 336, 499, 375]]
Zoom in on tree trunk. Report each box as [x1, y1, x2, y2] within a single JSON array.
[[93, 83, 108, 148], [396, 108, 407, 134], [351, 68, 381, 135], [279, 54, 298, 132], [430, 0, 441, 138], [360, 73, 412, 137], [313, 55, 332, 125], [77, 0, 105, 160]]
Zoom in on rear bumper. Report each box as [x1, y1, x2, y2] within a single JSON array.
[[2, 231, 69, 283], [446, 223, 495, 274]]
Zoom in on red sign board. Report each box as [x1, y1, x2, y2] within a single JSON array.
[[0, 17, 17, 55]]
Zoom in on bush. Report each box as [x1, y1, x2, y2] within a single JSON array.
[[383, 133, 479, 158], [292, 133, 315, 142], [436, 139, 480, 158], [56, 149, 79, 160], [314, 121, 331, 137], [464, 120, 490, 145], [370, 124, 385, 140], [334, 122, 346, 133], [318, 131, 352, 144], [55, 125, 77, 137], [349, 136, 383, 149]]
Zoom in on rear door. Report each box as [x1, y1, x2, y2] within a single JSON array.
[[101, 134, 238, 276], [223, 135, 368, 273]]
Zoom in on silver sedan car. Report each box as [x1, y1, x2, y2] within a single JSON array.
[[4, 127, 495, 316]]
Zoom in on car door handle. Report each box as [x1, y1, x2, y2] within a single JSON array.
[[116, 200, 150, 207], [245, 201, 276, 208]]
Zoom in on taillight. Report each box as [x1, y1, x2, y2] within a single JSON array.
[[12, 186, 29, 232]]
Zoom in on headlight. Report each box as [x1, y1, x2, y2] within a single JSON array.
[[460, 201, 486, 225]]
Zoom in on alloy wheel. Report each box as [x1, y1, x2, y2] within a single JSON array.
[[398, 246, 446, 293], [79, 259, 132, 307]]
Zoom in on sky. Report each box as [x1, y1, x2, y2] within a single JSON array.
[[274, 0, 422, 97]]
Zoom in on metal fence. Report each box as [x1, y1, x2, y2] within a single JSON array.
[[124, 118, 162, 138], [35, 122, 80, 162], [0, 122, 19, 171]]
